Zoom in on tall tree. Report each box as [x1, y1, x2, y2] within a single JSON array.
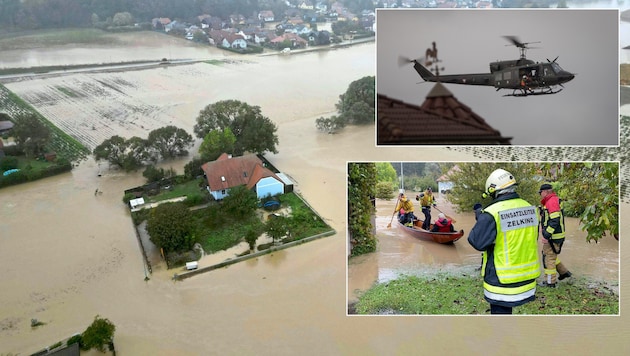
[[194, 100, 278, 156], [198, 127, 236, 161], [375, 162, 397, 189], [147, 125, 193, 160], [80, 315, 115, 352], [146, 202, 194, 252], [336, 76, 375, 125], [11, 114, 51, 157], [93, 135, 147, 171]]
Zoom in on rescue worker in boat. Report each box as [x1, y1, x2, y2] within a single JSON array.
[[468, 169, 540, 315], [394, 193, 417, 227], [431, 213, 456, 232], [538, 183, 572, 288], [416, 187, 436, 230]]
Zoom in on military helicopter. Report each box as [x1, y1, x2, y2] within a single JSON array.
[[400, 37, 575, 97]]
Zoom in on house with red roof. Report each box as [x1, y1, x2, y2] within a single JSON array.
[[201, 153, 290, 200], [377, 82, 511, 145]]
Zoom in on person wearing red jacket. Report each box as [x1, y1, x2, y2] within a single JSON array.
[[539, 183, 572, 288], [431, 213, 455, 232]]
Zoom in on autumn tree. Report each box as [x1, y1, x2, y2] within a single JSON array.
[[146, 202, 195, 252], [147, 125, 193, 160], [193, 100, 278, 156], [11, 114, 51, 157]]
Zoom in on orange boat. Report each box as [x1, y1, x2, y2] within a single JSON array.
[[397, 219, 464, 244]]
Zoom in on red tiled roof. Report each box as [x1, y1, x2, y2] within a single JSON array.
[[201, 153, 282, 192], [377, 83, 511, 145]]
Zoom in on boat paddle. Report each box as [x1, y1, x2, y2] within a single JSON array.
[[434, 206, 456, 224], [387, 193, 402, 229]]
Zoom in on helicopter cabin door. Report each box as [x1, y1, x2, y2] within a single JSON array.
[[494, 69, 519, 89]]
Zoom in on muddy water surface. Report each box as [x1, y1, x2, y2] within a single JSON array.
[[0, 32, 627, 355]]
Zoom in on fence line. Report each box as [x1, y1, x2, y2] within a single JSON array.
[[172, 229, 336, 281]]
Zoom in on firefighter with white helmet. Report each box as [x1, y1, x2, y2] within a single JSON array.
[[468, 168, 540, 314]]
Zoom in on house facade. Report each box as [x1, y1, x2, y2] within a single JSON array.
[[201, 153, 286, 200]]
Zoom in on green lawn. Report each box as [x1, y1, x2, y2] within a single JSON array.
[[353, 271, 619, 315], [142, 178, 207, 204]]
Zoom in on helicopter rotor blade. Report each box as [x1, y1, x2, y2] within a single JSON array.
[[503, 35, 541, 48], [503, 35, 524, 48]]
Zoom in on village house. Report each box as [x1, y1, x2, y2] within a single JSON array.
[[151, 17, 171, 29], [200, 153, 291, 200], [436, 165, 461, 194], [221, 32, 247, 49], [270, 33, 308, 49], [258, 10, 275, 22]]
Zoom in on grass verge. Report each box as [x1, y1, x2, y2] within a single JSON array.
[[353, 271, 619, 315]]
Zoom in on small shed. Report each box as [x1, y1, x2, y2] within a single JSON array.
[[129, 197, 145, 209]]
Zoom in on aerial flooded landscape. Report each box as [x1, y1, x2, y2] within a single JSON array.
[[0, 1, 627, 355]]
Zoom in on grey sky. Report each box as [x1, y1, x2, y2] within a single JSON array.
[[376, 9, 619, 146]]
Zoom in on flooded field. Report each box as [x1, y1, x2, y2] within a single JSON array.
[[0, 31, 627, 355]]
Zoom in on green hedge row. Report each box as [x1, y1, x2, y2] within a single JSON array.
[[0, 160, 72, 188]]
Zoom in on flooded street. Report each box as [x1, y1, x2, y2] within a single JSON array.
[[0, 31, 626, 355], [348, 192, 619, 303]]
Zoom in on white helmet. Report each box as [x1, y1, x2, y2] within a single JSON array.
[[485, 169, 517, 196]]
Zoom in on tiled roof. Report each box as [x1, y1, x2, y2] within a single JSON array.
[[377, 83, 511, 145], [201, 153, 282, 192]]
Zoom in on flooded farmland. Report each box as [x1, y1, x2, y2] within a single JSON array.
[[0, 31, 627, 355]]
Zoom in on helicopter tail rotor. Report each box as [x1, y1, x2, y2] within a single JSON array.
[[398, 55, 427, 67]]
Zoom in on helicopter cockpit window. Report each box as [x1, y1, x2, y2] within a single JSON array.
[[551, 62, 562, 74]]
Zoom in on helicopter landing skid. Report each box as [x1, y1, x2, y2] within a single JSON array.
[[504, 87, 563, 97]]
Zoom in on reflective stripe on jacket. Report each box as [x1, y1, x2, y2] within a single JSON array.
[[478, 196, 540, 304], [540, 193, 566, 240]]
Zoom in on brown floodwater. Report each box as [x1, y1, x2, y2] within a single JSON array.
[[348, 191, 620, 303], [0, 32, 627, 355]]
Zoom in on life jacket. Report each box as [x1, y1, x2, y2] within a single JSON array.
[[420, 192, 434, 207], [540, 193, 566, 240], [434, 218, 452, 232], [481, 198, 540, 301]]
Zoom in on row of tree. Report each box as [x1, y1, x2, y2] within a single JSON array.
[[93, 100, 279, 172]]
